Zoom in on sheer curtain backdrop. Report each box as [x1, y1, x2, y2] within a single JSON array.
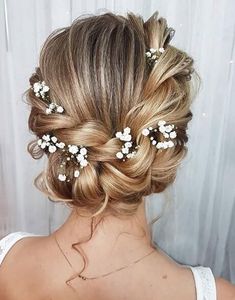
[[0, 0, 234, 283]]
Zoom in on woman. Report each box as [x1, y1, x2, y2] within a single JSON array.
[[0, 11, 234, 300]]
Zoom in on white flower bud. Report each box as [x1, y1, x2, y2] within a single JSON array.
[[116, 152, 123, 159], [74, 170, 80, 178], [115, 132, 122, 138], [46, 108, 51, 114], [51, 136, 57, 143], [122, 147, 129, 154], [170, 131, 177, 139], [142, 128, 150, 136], [42, 134, 50, 142], [159, 126, 165, 133], [158, 120, 166, 126], [56, 106, 64, 113], [49, 103, 56, 109], [40, 142, 47, 149], [76, 154, 84, 162], [124, 127, 131, 134], [156, 142, 163, 149], [163, 133, 169, 138], [146, 52, 151, 57], [80, 147, 87, 155], [124, 142, 132, 148], [56, 142, 65, 149], [168, 140, 174, 147], [48, 145, 57, 153], [58, 174, 66, 181], [42, 85, 49, 92], [80, 159, 88, 167], [165, 125, 174, 133], [68, 145, 79, 154]]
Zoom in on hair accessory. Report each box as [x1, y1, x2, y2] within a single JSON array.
[[115, 127, 140, 160], [142, 120, 177, 149], [37, 134, 65, 152], [33, 81, 49, 99], [145, 47, 165, 66], [37, 134, 88, 182], [32, 81, 64, 115]]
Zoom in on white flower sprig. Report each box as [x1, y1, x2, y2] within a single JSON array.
[[33, 81, 49, 99], [142, 120, 177, 149], [45, 103, 64, 115], [58, 145, 88, 182], [145, 47, 165, 66], [32, 81, 64, 115], [68, 144, 88, 168], [115, 127, 139, 160], [37, 134, 65, 153], [37, 134, 88, 181]]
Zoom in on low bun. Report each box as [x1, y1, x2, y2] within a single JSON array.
[[28, 118, 153, 216], [26, 11, 199, 218]]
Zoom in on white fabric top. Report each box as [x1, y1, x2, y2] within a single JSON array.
[[0, 232, 39, 265], [188, 265, 217, 300], [0, 232, 217, 300]]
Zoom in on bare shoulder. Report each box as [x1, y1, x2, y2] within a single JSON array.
[[0, 235, 52, 299], [216, 277, 235, 300], [146, 247, 196, 300]]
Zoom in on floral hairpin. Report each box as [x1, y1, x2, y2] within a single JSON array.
[[37, 134, 65, 152], [115, 127, 140, 160], [145, 47, 165, 66], [142, 120, 177, 149], [37, 134, 88, 181], [32, 81, 64, 115]]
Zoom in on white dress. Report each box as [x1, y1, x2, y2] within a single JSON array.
[[0, 232, 217, 300]]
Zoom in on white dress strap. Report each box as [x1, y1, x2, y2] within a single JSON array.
[[0, 232, 38, 265], [189, 266, 217, 300]]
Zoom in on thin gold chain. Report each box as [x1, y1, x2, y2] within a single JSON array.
[[54, 233, 155, 281]]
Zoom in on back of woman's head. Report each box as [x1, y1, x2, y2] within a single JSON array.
[[27, 11, 198, 218]]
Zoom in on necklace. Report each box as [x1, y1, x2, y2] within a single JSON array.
[[54, 234, 156, 281]]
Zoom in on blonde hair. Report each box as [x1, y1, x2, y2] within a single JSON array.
[[26, 11, 199, 220]]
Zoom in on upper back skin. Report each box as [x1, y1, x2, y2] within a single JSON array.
[[0, 236, 234, 300]]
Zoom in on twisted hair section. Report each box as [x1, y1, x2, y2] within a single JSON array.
[[26, 11, 199, 219]]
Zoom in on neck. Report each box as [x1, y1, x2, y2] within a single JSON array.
[[52, 198, 156, 275]]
